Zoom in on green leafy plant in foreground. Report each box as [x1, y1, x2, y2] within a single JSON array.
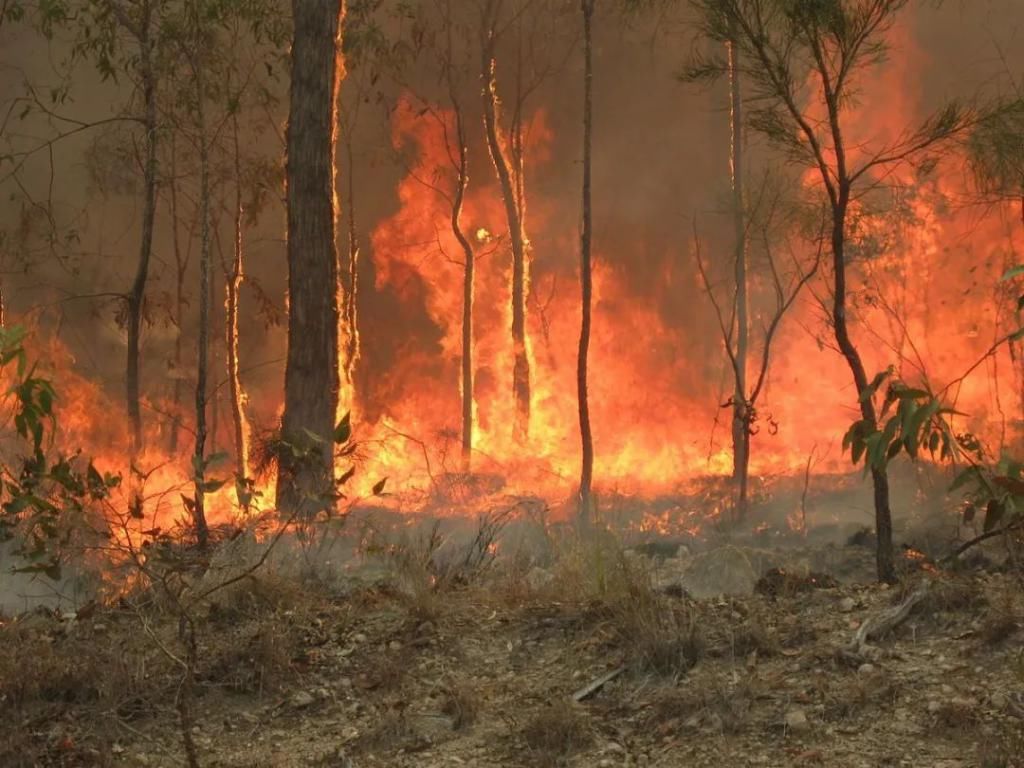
[[0, 326, 121, 580]]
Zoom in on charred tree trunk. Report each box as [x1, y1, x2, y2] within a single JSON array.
[[191, 22, 211, 551], [126, 0, 157, 454], [578, 0, 595, 522], [727, 34, 750, 520], [480, 9, 531, 439], [277, 0, 346, 516], [226, 111, 251, 486], [341, 134, 360, 399]]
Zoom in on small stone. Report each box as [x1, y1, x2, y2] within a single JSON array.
[[290, 691, 316, 709], [927, 699, 942, 714], [785, 708, 810, 733], [991, 692, 1009, 709], [92, 623, 108, 633], [838, 597, 856, 613], [388, 640, 402, 651], [857, 663, 876, 675], [353, 632, 368, 643]]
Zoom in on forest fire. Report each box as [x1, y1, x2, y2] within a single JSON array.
[[0, 0, 1022, 569], [6, 3, 1024, 767]]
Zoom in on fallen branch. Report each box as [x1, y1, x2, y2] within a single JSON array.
[[849, 579, 931, 654], [572, 665, 625, 703], [940, 520, 1024, 565]]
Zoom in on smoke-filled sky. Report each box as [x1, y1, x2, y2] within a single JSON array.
[[2, 0, 1024, 494]]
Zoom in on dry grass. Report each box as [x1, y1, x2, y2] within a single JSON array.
[[929, 699, 982, 735], [521, 699, 592, 767], [547, 529, 704, 677], [440, 680, 480, 730], [980, 727, 1024, 768], [822, 670, 901, 721], [645, 678, 759, 735], [0, 611, 178, 767]]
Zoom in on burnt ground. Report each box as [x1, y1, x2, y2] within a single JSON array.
[[1, 521, 1023, 768]]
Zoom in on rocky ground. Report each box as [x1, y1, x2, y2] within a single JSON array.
[[1, 517, 1023, 768]]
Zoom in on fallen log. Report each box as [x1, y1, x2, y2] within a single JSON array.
[[849, 579, 931, 654]]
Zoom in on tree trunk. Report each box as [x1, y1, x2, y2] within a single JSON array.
[[450, 104, 474, 471], [480, 12, 531, 440], [226, 111, 251, 486], [727, 34, 750, 521], [168, 133, 187, 455], [276, 0, 346, 516], [341, 134, 360, 398], [832, 193, 895, 582], [126, 0, 157, 454], [192, 20, 212, 551], [578, 0, 595, 522]]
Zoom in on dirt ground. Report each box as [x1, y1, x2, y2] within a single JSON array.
[[1, 518, 1023, 768]]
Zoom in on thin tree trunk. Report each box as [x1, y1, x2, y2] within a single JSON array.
[[578, 0, 595, 522], [832, 194, 894, 582], [126, 0, 157, 454], [226, 111, 251, 485], [168, 133, 187, 455], [727, 33, 750, 521], [191, 11, 212, 550], [480, 7, 531, 439], [447, 91, 474, 470], [277, 0, 346, 516], [820, 70, 895, 581], [209, 244, 220, 454]]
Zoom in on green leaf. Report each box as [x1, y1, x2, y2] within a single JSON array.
[[860, 368, 893, 404], [905, 400, 940, 458], [334, 412, 352, 444], [199, 478, 227, 493], [983, 498, 1005, 533], [886, 440, 903, 461], [205, 451, 230, 468], [1001, 264, 1024, 282], [302, 428, 327, 446]]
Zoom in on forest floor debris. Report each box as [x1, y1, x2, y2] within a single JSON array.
[[1, 533, 1023, 768]]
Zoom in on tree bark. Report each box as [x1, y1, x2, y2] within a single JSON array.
[[167, 133, 188, 455], [480, 4, 531, 440], [226, 110, 251, 486], [450, 101, 474, 471], [191, 11, 211, 550], [126, 0, 157, 454], [341, 133, 360, 397], [727, 34, 750, 521], [832, 194, 895, 582], [578, 0, 595, 522], [276, 0, 346, 516]]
